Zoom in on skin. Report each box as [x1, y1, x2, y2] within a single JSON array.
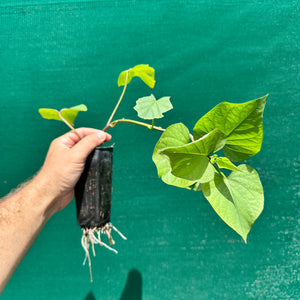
[[0, 128, 111, 293]]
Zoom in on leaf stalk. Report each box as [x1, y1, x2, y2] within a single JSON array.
[[103, 70, 129, 132], [213, 162, 226, 178], [58, 110, 82, 139], [109, 118, 165, 132]]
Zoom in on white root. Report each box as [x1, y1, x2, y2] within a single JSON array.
[[110, 223, 128, 240], [81, 232, 93, 282], [80, 223, 127, 282]]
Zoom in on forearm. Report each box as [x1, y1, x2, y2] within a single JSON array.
[[0, 177, 33, 204], [0, 128, 111, 292], [0, 174, 54, 293]]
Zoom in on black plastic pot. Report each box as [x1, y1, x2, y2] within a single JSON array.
[[75, 146, 113, 228]]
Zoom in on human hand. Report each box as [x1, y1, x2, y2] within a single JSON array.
[[35, 128, 111, 217]]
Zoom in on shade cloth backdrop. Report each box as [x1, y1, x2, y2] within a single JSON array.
[[0, 1, 299, 299]]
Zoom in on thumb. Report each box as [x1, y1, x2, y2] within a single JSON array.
[[71, 131, 111, 160]]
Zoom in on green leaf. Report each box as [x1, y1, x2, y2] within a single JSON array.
[[214, 157, 242, 172], [60, 105, 88, 126], [39, 104, 87, 126], [134, 94, 172, 120], [167, 128, 226, 156], [192, 182, 203, 192], [38, 108, 61, 121], [152, 123, 196, 188], [162, 153, 216, 183], [202, 164, 264, 242], [159, 129, 226, 182], [69, 104, 88, 111], [118, 64, 155, 88], [193, 95, 268, 162]]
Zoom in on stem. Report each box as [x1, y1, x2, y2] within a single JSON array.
[[109, 118, 166, 132], [151, 119, 155, 129], [213, 162, 226, 178], [103, 70, 129, 132], [101, 68, 195, 142], [58, 110, 82, 139], [108, 118, 195, 142]]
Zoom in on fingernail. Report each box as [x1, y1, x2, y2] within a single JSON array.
[[97, 131, 106, 139]]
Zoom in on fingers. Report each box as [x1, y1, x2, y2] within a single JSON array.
[[75, 128, 111, 142], [70, 129, 112, 160], [58, 128, 111, 149]]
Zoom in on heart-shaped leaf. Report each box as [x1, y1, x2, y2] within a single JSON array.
[[202, 164, 264, 242], [161, 153, 216, 183], [163, 128, 226, 156], [118, 64, 155, 88], [152, 123, 196, 188], [134, 94, 172, 120], [193, 95, 268, 162], [160, 129, 226, 182]]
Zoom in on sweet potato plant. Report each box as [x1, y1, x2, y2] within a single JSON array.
[[39, 64, 267, 279]]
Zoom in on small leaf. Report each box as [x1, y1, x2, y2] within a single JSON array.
[[39, 104, 87, 126], [118, 64, 155, 88], [39, 108, 61, 121], [152, 123, 196, 188], [193, 95, 268, 162], [202, 164, 264, 242], [215, 157, 242, 172], [134, 94, 173, 120], [69, 104, 88, 111], [60, 104, 88, 126]]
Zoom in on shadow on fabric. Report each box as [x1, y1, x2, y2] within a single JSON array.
[[83, 269, 142, 300], [84, 291, 96, 300], [120, 269, 143, 300]]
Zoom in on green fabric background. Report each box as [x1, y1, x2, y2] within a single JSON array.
[[0, 1, 299, 299]]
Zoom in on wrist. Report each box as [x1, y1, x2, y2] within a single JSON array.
[[25, 174, 58, 221]]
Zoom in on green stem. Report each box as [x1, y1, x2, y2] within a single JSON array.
[[103, 70, 129, 132], [58, 110, 82, 139], [108, 118, 195, 142], [109, 118, 165, 132], [151, 119, 155, 129], [213, 162, 226, 178]]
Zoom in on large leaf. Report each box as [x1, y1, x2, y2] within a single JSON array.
[[134, 94, 172, 120], [202, 164, 264, 242], [161, 153, 216, 183], [193, 95, 268, 162], [118, 64, 155, 88], [160, 129, 226, 182], [192, 182, 203, 192], [152, 123, 196, 188], [39, 104, 87, 126], [163, 128, 226, 156]]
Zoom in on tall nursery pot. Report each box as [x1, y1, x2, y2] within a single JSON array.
[[75, 146, 113, 228], [75, 146, 126, 282]]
